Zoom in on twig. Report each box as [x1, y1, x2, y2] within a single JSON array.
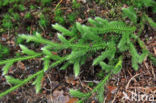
[[150, 61, 156, 79], [127, 69, 137, 82], [111, 91, 119, 103], [143, 61, 151, 75], [125, 73, 140, 90], [83, 80, 100, 84], [54, 0, 63, 10], [79, 78, 93, 91]]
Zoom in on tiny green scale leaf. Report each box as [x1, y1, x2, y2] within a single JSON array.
[[19, 44, 38, 55], [52, 23, 73, 36], [2, 62, 13, 75], [74, 61, 80, 77], [33, 72, 44, 93], [5, 76, 22, 85], [43, 58, 50, 72], [113, 56, 123, 74], [69, 89, 88, 98]]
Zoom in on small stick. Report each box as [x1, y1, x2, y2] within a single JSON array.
[[111, 91, 119, 103], [150, 61, 156, 79], [125, 73, 140, 90], [54, 0, 63, 10]]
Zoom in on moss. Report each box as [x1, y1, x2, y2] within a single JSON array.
[[2, 14, 13, 29], [30, 5, 36, 10], [24, 12, 31, 19], [12, 13, 20, 21], [39, 14, 49, 27], [40, 0, 52, 6], [15, 36, 25, 45], [67, 12, 78, 23], [0, 44, 10, 59], [72, 0, 81, 9], [18, 4, 25, 11], [89, 9, 96, 16], [54, 7, 65, 25]]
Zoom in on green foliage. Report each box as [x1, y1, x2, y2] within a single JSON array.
[[53, 23, 73, 36], [30, 5, 36, 10], [88, 82, 94, 87], [144, 14, 156, 29], [0, 0, 23, 9], [0, 44, 10, 59], [95, 0, 105, 4], [74, 61, 80, 77], [0, 17, 150, 103], [132, 0, 156, 9], [15, 36, 25, 44], [18, 4, 25, 11], [24, 12, 31, 19], [95, 0, 100, 3], [2, 62, 13, 75], [89, 9, 96, 16], [32, 72, 44, 93], [149, 53, 156, 66], [40, 0, 52, 6], [67, 12, 78, 23], [122, 0, 156, 30], [0, 0, 9, 7], [122, 6, 137, 24], [72, 0, 81, 9], [96, 70, 105, 79], [19, 44, 39, 56], [70, 89, 89, 98], [43, 57, 50, 72], [54, 7, 65, 25], [39, 14, 48, 27], [70, 73, 111, 103], [0, 28, 4, 33], [12, 13, 20, 21], [2, 14, 13, 29], [5, 76, 23, 85]]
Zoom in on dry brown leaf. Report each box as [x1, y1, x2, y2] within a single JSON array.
[[17, 61, 25, 70], [67, 98, 78, 103]]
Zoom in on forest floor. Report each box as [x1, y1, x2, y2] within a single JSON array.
[[0, 0, 155, 103]]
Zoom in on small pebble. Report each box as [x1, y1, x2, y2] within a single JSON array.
[[82, 0, 86, 3], [145, 34, 148, 38], [149, 37, 152, 40], [2, 37, 6, 41]]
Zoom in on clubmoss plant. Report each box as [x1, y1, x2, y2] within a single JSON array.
[[122, 0, 156, 35], [15, 36, 25, 45], [0, 17, 151, 103]]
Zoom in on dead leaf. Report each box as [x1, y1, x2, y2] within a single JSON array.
[[65, 76, 78, 86], [47, 90, 70, 103], [67, 98, 78, 103], [17, 61, 25, 70], [107, 86, 117, 94], [106, 86, 118, 101]]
